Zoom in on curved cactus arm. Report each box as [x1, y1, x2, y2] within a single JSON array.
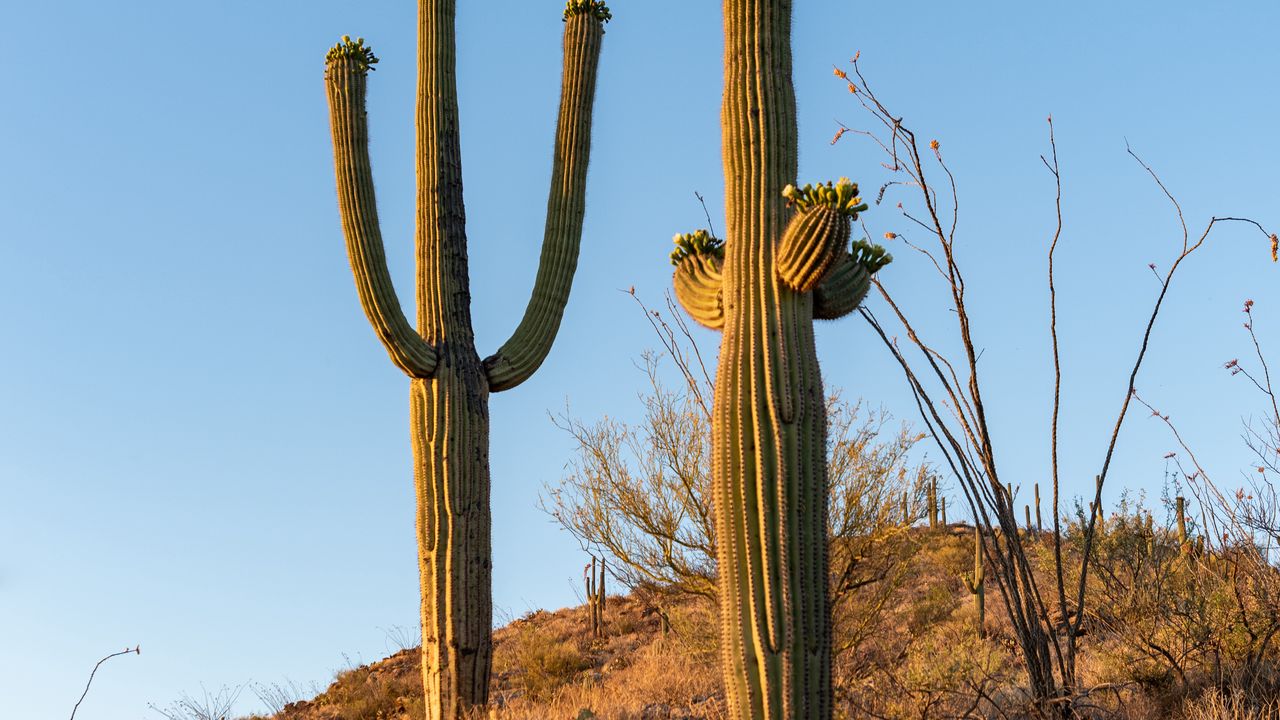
[[483, 10, 607, 393], [326, 38, 438, 378], [776, 179, 865, 293], [812, 253, 869, 321], [673, 255, 725, 330], [813, 239, 891, 321], [670, 230, 726, 330]]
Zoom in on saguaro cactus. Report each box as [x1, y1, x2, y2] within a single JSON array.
[[927, 477, 939, 529], [323, 2, 609, 716], [1034, 482, 1043, 533], [962, 525, 986, 638], [667, 2, 891, 715], [1176, 495, 1189, 550], [585, 556, 607, 638]]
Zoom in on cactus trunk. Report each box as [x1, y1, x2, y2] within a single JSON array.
[[963, 525, 986, 638], [1176, 495, 1188, 549], [714, 2, 824, 716], [1034, 482, 1043, 533], [927, 477, 939, 529], [324, 3, 608, 716], [666, 3, 888, 715]]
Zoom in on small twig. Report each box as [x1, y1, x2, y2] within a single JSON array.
[[70, 645, 140, 720], [693, 190, 718, 240]]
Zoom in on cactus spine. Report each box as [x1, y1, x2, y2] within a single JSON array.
[[668, 3, 890, 715], [323, 4, 608, 716], [962, 525, 986, 638]]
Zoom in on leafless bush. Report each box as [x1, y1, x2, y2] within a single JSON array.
[[148, 684, 244, 720], [249, 678, 320, 715], [542, 295, 932, 656], [833, 52, 1275, 715]]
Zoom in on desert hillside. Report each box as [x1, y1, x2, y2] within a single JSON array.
[[249, 522, 1280, 720]]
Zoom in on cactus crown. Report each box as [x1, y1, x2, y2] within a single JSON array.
[[670, 230, 725, 266], [782, 178, 868, 218], [851, 238, 893, 274], [564, 0, 611, 23], [326, 35, 379, 73]]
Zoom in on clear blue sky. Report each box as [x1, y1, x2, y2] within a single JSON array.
[[2, 1, 1277, 717]]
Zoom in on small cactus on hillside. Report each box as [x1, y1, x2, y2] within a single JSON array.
[[961, 525, 987, 638], [927, 477, 939, 529], [1176, 496, 1189, 551], [585, 557, 607, 639], [1034, 482, 1043, 533]]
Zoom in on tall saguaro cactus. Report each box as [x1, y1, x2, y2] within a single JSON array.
[[668, 2, 890, 716], [323, 2, 609, 716]]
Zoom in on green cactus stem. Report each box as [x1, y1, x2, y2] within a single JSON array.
[[1034, 482, 1043, 533], [812, 251, 871, 320], [1025, 505, 1033, 536], [1176, 496, 1188, 550], [666, 2, 891, 715], [962, 525, 987, 638], [324, 3, 608, 716], [585, 557, 607, 638], [941, 496, 947, 526], [927, 477, 939, 529], [671, 231, 726, 330]]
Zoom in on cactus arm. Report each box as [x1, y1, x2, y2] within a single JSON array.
[[483, 11, 606, 393], [673, 255, 725, 329], [812, 239, 890, 320], [776, 180, 865, 293], [670, 231, 727, 330], [325, 40, 439, 378]]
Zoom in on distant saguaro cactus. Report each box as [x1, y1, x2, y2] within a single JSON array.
[[1034, 482, 1043, 533], [927, 477, 939, 529], [962, 525, 986, 638], [1176, 495, 1189, 550], [585, 556, 607, 638], [667, 2, 891, 715], [323, 2, 610, 716]]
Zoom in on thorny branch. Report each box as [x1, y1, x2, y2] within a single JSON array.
[[832, 51, 1275, 713]]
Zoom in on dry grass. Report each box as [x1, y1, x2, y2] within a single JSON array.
[[264, 522, 1280, 720]]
